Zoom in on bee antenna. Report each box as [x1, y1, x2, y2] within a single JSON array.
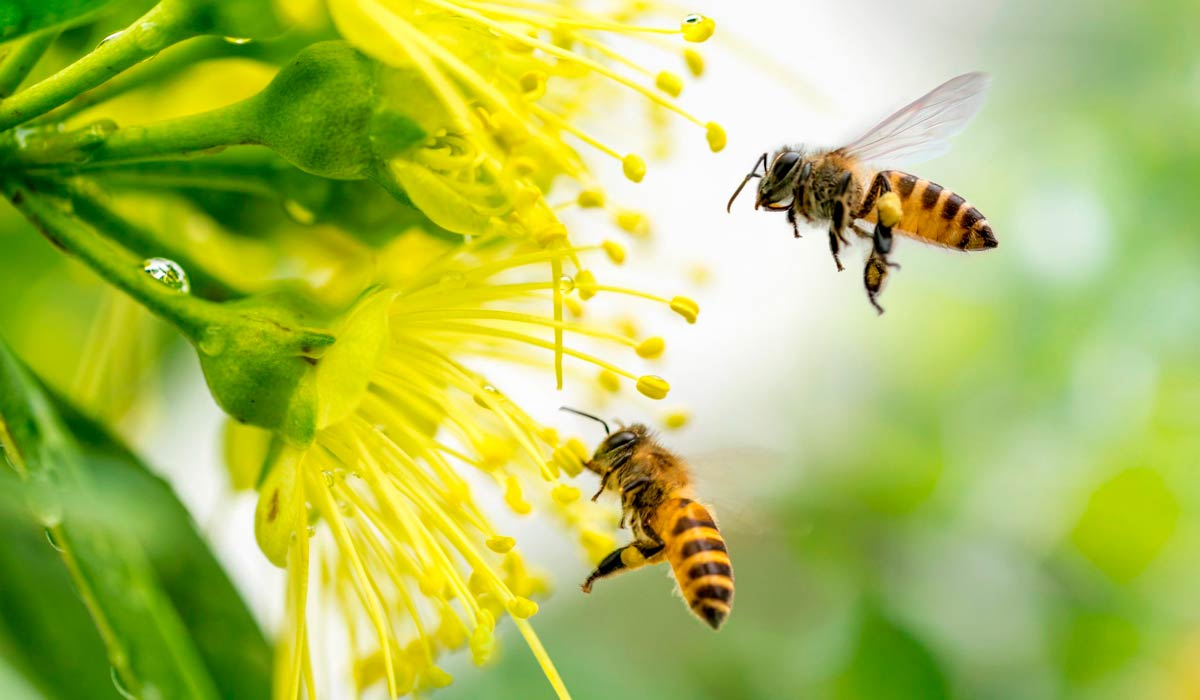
[[726, 152, 768, 213], [559, 406, 610, 435]]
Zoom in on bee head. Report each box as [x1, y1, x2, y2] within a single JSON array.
[[588, 424, 649, 475], [756, 149, 810, 211]]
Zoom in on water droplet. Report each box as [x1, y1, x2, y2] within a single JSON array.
[[141, 258, 190, 293], [197, 326, 226, 356], [283, 199, 316, 225], [557, 275, 575, 293], [223, 36, 253, 45], [97, 30, 124, 50], [45, 528, 63, 552], [111, 668, 136, 700]]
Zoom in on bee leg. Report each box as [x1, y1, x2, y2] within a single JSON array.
[[581, 543, 665, 593], [863, 248, 890, 315], [827, 229, 845, 272], [787, 206, 802, 238]]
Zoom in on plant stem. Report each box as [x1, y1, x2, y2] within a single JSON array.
[[1, 179, 221, 339], [90, 99, 260, 163], [0, 2, 200, 131], [0, 28, 59, 98]]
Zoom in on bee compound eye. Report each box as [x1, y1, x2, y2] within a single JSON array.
[[605, 430, 638, 450]]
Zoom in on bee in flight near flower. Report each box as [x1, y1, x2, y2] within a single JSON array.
[[727, 72, 997, 313], [562, 408, 734, 630]]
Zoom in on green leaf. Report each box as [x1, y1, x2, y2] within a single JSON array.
[[0, 0, 134, 42], [0, 336, 270, 700], [835, 601, 951, 700]]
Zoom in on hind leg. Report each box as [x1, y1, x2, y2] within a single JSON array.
[[863, 248, 902, 315], [581, 542, 665, 592]]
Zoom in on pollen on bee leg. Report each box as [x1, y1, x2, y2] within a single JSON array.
[[620, 546, 646, 567], [878, 192, 903, 228]]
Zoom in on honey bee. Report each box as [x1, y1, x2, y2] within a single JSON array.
[[561, 407, 733, 630], [727, 72, 996, 313]]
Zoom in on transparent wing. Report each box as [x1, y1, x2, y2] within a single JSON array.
[[842, 72, 991, 168]]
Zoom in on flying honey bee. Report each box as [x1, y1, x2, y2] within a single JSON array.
[[561, 407, 734, 630], [727, 72, 997, 313]]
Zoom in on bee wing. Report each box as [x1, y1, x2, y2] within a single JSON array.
[[841, 72, 991, 168], [686, 447, 794, 537]]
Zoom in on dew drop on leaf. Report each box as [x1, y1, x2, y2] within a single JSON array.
[[141, 258, 190, 293], [558, 275, 575, 293], [45, 528, 63, 552]]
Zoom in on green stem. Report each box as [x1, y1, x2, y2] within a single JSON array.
[[1, 179, 221, 339], [0, 28, 59, 98], [0, 2, 200, 131]]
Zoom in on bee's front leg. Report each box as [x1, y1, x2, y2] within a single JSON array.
[[581, 542, 665, 593], [787, 205, 802, 239]]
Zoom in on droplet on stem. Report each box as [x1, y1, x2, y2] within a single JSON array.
[[141, 257, 190, 293]]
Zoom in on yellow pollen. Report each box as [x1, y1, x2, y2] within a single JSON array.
[[506, 597, 539, 619], [655, 70, 684, 97], [681, 14, 716, 42], [684, 48, 705, 76], [615, 210, 650, 237], [664, 409, 691, 429], [518, 70, 548, 99], [636, 337, 666, 359], [602, 240, 627, 264], [552, 484, 581, 504], [576, 189, 606, 208], [878, 191, 903, 228], [622, 154, 646, 182], [486, 536, 517, 553], [575, 270, 598, 299], [620, 546, 646, 567], [598, 370, 621, 392], [706, 122, 727, 152], [669, 295, 700, 323], [504, 476, 533, 514], [469, 616, 495, 665], [636, 375, 670, 400]]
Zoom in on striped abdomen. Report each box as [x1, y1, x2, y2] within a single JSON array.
[[865, 171, 997, 250], [657, 498, 733, 629]]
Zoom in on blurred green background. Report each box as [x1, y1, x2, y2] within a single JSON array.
[[2, 0, 1199, 699]]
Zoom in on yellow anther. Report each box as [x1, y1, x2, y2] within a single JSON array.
[[575, 269, 598, 300], [539, 426, 560, 443], [486, 535, 516, 553], [468, 570, 489, 597], [664, 409, 691, 429], [506, 597, 539, 619], [622, 154, 646, 183], [878, 191, 903, 228], [511, 156, 538, 178], [620, 546, 646, 567], [419, 666, 454, 690], [552, 441, 587, 477], [684, 48, 705, 77], [436, 608, 467, 649], [479, 436, 514, 470], [566, 437, 589, 462], [655, 71, 684, 97], [534, 223, 568, 247], [601, 240, 627, 264], [615, 210, 651, 237], [598, 370, 621, 393], [552, 484, 581, 504], [514, 183, 541, 211], [681, 14, 716, 42], [636, 375, 670, 400], [636, 337, 666, 359], [518, 70, 548, 99], [669, 295, 700, 323], [469, 619, 495, 665], [577, 189, 606, 208], [706, 122, 727, 152], [581, 530, 616, 563], [504, 476, 533, 514], [617, 316, 640, 339], [419, 571, 447, 598], [564, 296, 585, 318]]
